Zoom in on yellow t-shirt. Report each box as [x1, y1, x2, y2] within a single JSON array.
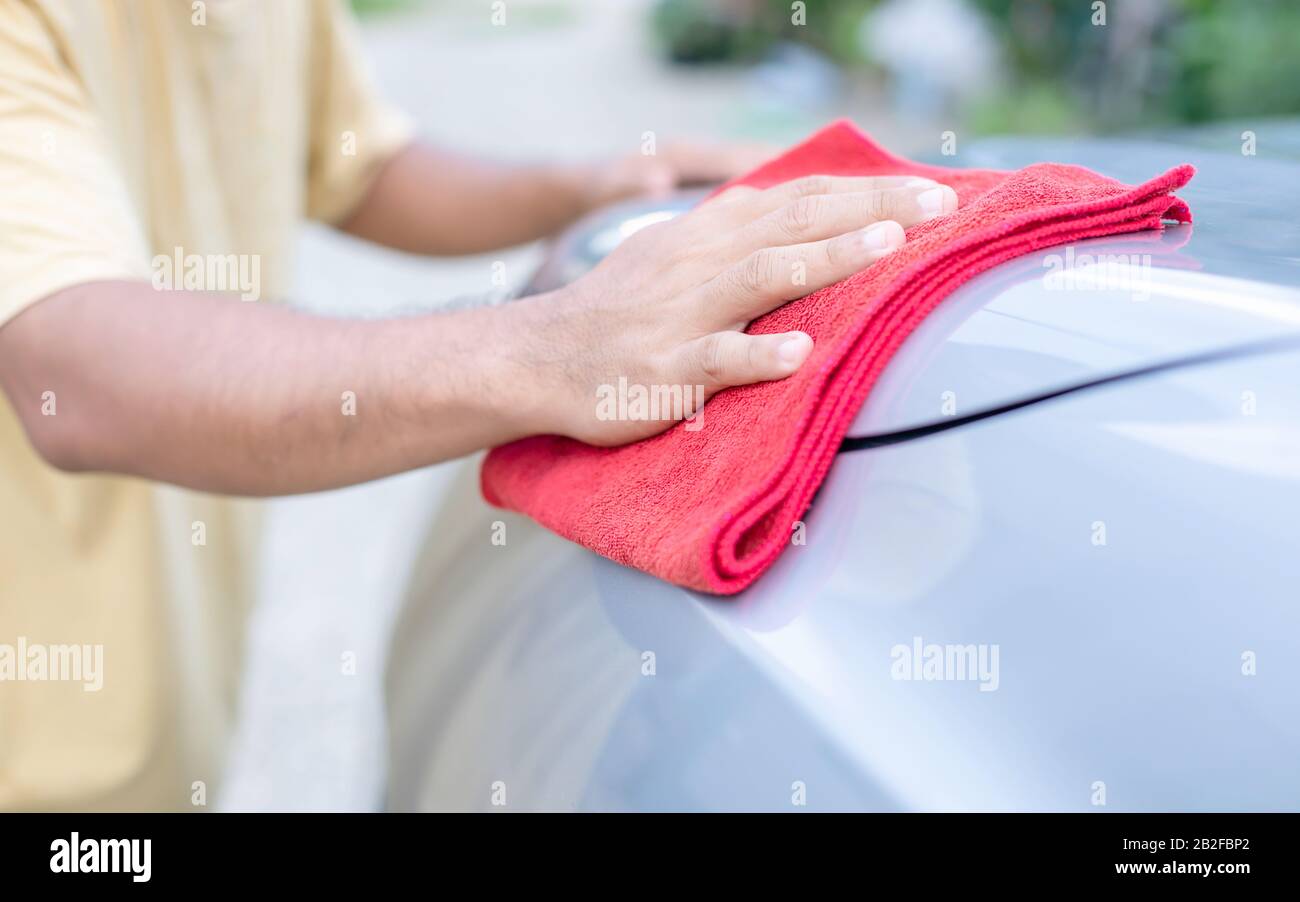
[[0, 0, 412, 810]]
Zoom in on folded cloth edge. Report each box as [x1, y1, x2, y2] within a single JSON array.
[[702, 185, 1191, 594]]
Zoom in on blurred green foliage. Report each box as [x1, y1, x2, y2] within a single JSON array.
[[970, 0, 1300, 132], [349, 0, 419, 17], [350, 0, 573, 27], [651, 0, 1300, 132], [1165, 0, 1300, 122], [651, 0, 878, 65]]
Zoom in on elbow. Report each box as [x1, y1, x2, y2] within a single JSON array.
[[22, 411, 100, 474], [0, 284, 124, 475]]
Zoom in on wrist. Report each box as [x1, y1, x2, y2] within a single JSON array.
[[480, 288, 588, 440], [545, 160, 601, 221]]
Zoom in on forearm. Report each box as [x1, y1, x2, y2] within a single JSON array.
[[341, 142, 593, 255], [0, 281, 551, 495], [0, 176, 946, 495]]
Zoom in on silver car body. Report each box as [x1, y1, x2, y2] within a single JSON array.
[[385, 135, 1300, 812]]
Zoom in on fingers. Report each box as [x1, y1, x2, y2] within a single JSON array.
[[761, 174, 939, 207], [693, 176, 955, 271], [704, 184, 762, 208], [678, 330, 814, 392], [743, 184, 957, 247], [700, 174, 934, 217], [706, 220, 906, 326], [661, 142, 780, 185]]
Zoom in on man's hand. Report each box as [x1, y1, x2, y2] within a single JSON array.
[[507, 174, 959, 445], [580, 140, 779, 211]]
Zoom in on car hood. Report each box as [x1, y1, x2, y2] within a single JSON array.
[[527, 134, 1300, 438], [390, 132, 1300, 812]]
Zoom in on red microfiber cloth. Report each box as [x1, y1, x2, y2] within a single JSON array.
[[482, 120, 1194, 594]]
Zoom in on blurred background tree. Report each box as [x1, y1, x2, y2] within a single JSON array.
[[645, 0, 1300, 134]]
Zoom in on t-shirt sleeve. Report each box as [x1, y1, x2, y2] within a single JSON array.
[[304, 0, 415, 226], [0, 0, 151, 328]]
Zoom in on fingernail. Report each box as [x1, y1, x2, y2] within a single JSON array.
[[918, 186, 957, 218], [862, 220, 903, 251], [778, 333, 811, 365]]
